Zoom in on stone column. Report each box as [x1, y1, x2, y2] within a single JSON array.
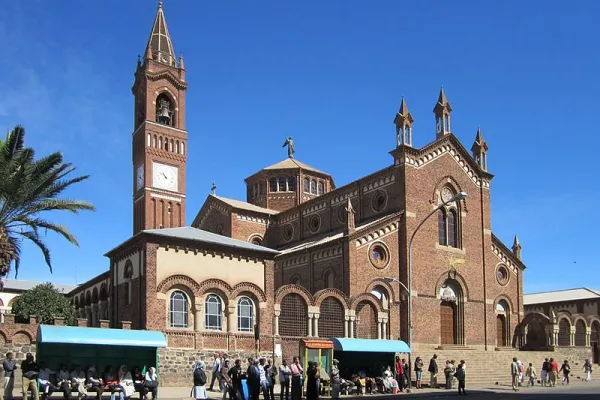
[[228, 306, 236, 333], [570, 326, 576, 346], [585, 327, 591, 347], [522, 325, 528, 347], [382, 320, 388, 340], [344, 316, 349, 338], [274, 310, 281, 336], [194, 302, 203, 331], [553, 328, 559, 346], [377, 320, 382, 339], [349, 316, 356, 338], [92, 304, 99, 327], [313, 313, 320, 338], [308, 313, 314, 337]]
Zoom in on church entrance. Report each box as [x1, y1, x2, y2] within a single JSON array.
[[592, 321, 599, 364], [496, 315, 507, 347], [440, 301, 456, 345]]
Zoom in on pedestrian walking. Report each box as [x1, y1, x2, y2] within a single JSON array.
[[525, 363, 536, 387], [455, 363, 466, 395], [583, 360, 593, 382]]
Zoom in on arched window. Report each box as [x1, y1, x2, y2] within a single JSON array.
[[169, 291, 188, 328], [152, 135, 157, 148], [448, 209, 458, 247], [175, 141, 180, 153], [444, 115, 450, 131], [324, 271, 334, 288], [438, 209, 447, 246], [205, 294, 222, 330], [181, 142, 185, 155], [317, 181, 324, 195], [147, 134, 151, 147], [279, 177, 287, 192], [304, 178, 310, 193], [269, 177, 278, 193], [158, 136, 163, 149], [288, 177, 296, 192], [237, 297, 254, 332], [310, 180, 317, 195], [156, 93, 175, 127]]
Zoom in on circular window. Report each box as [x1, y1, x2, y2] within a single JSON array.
[[368, 243, 390, 269], [250, 236, 263, 246], [282, 224, 294, 241], [215, 224, 224, 235], [338, 206, 347, 224], [371, 190, 387, 212], [496, 265, 509, 286], [308, 214, 321, 233]]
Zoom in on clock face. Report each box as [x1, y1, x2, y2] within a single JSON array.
[[152, 162, 178, 191], [136, 164, 144, 191]]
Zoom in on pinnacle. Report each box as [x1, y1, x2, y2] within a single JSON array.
[[145, 0, 176, 67], [513, 235, 521, 248]]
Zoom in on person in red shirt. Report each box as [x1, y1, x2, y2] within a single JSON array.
[[548, 358, 559, 387], [395, 356, 404, 392]]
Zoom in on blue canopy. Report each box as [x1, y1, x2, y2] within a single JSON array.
[[330, 338, 410, 353], [37, 325, 167, 348]]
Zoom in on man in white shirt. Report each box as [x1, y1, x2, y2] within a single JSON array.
[[279, 359, 291, 400], [258, 358, 270, 400], [209, 353, 223, 391]]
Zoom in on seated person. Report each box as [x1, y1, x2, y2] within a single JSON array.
[[382, 367, 399, 393], [104, 366, 121, 393], [116, 365, 135, 400], [87, 366, 104, 400], [57, 364, 72, 400], [132, 367, 146, 398], [38, 362, 58, 400], [144, 367, 159, 400], [21, 353, 39, 400], [71, 365, 88, 399]]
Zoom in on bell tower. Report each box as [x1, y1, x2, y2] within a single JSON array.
[[131, 1, 188, 234], [433, 87, 452, 139]]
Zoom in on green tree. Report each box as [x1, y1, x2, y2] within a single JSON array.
[[11, 282, 76, 325], [0, 125, 95, 281]]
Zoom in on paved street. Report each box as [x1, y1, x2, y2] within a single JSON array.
[[156, 380, 599, 400]]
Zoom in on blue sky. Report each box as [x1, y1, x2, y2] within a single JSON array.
[[0, 0, 598, 293]]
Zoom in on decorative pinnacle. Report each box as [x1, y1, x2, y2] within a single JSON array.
[[158, 0, 163, 9]]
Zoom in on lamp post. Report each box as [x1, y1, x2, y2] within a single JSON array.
[[385, 191, 467, 391]]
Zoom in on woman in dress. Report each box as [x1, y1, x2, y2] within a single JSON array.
[[330, 360, 340, 400], [192, 361, 208, 400], [306, 362, 317, 400], [118, 365, 135, 400]]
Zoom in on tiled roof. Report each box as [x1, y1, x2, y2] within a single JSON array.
[[213, 195, 278, 215], [523, 288, 600, 305], [263, 158, 328, 175], [2, 280, 78, 293], [143, 226, 279, 255]]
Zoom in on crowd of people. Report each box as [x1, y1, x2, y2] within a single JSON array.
[[509, 357, 594, 391], [2, 352, 159, 400]]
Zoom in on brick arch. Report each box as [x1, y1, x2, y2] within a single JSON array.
[[92, 287, 99, 303], [154, 87, 179, 105], [157, 274, 202, 295], [198, 279, 234, 299], [0, 331, 6, 345], [166, 285, 196, 306], [8, 296, 19, 307], [231, 282, 266, 302], [78, 294, 84, 308], [364, 278, 398, 303], [12, 330, 33, 345], [313, 288, 349, 308], [557, 316, 571, 346], [493, 295, 514, 314], [100, 283, 108, 301], [74, 297, 80, 309], [520, 312, 551, 328], [275, 284, 314, 306], [432, 175, 468, 212], [572, 314, 588, 328], [349, 292, 384, 312], [85, 291, 92, 306], [586, 315, 600, 327], [434, 269, 470, 300]]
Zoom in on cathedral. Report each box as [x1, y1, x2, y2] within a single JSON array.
[[69, 1, 531, 380]]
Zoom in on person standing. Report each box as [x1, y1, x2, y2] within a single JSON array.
[[540, 358, 549, 386], [395, 357, 404, 392], [456, 363, 466, 395], [583, 359, 593, 382], [559, 360, 570, 385], [279, 360, 291, 400], [2, 352, 17, 400], [228, 359, 243, 400], [428, 354, 438, 389], [330, 360, 340, 400], [192, 361, 208, 400], [220, 359, 232, 400], [548, 358, 558, 387], [246, 358, 260, 400], [210, 353, 223, 392], [21, 353, 39, 400], [510, 357, 519, 392], [525, 363, 536, 387], [289, 357, 303, 400], [402, 359, 410, 390], [413, 357, 423, 389]]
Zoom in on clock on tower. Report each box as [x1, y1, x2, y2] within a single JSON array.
[[131, 1, 188, 234]]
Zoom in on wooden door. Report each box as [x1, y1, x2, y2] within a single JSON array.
[[440, 301, 455, 345], [496, 315, 506, 346]]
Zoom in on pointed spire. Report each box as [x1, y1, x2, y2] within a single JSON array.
[[344, 198, 356, 235], [394, 97, 414, 147], [471, 126, 489, 171], [145, 0, 176, 67], [433, 86, 452, 139], [512, 235, 522, 261]]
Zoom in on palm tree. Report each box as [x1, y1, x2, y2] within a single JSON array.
[[0, 125, 95, 281]]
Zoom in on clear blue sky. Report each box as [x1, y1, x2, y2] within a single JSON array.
[[0, 0, 598, 293]]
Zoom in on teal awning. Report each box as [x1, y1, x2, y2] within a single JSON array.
[[330, 338, 410, 353], [37, 325, 167, 348]]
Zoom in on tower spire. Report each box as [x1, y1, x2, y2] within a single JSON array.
[[393, 97, 414, 147], [433, 86, 452, 139], [145, 0, 176, 67], [471, 126, 489, 171], [512, 235, 522, 261]]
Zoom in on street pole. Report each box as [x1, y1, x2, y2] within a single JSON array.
[[400, 191, 467, 391]]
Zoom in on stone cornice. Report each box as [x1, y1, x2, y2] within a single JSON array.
[[491, 233, 526, 273], [354, 220, 401, 248], [145, 70, 188, 90], [160, 244, 267, 264]]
